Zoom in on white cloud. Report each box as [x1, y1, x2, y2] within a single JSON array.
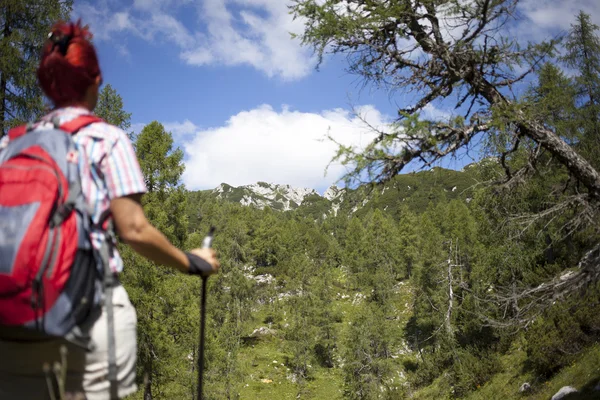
[[132, 0, 191, 11], [115, 43, 131, 60], [74, 0, 316, 80], [181, 104, 391, 190], [518, 0, 600, 32], [131, 120, 199, 141], [131, 122, 147, 137], [74, 0, 600, 81], [505, 0, 600, 46], [151, 13, 195, 47], [422, 103, 453, 121], [163, 120, 199, 140], [181, 0, 315, 80], [74, 2, 136, 41], [415, 0, 600, 49]]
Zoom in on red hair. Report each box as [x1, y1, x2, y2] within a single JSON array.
[[37, 20, 101, 106]]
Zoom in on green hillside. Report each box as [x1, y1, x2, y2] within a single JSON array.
[[159, 163, 599, 399], [204, 166, 479, 221]]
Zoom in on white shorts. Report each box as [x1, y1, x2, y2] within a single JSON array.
[[0, 284, 138, 400]]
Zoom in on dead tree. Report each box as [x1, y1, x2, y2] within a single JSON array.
[[292, 0, 600, 318]]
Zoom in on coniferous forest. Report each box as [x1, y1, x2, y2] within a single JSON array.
[[2, 1, 600, 399]]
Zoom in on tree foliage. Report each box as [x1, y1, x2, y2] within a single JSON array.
[[291, 0, 600, 321], [6, 5, 600, 399], [135, 121, 185, 194], [292, 0, 599, 193], [94, 83, 133, 139], [120, 121, 191, 399], [0, 0, 72, 136]]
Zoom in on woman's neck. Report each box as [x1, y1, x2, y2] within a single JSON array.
[[54, 101, 92, 111]]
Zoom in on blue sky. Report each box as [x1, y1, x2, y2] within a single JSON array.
[[72, 0, 600, 193]]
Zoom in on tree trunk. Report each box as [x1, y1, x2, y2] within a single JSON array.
[[446, 240, 454, 340], [479, 81, 600, 198], [518, 118, 600, 198], [0, 72, 6, 138], [580, 37, 600, 152], [406, 10, 600, 199], [0, 9, 10, 138], [144, 358, 153, 400]]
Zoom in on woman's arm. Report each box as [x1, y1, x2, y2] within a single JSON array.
[[110, 193, 218, 274]]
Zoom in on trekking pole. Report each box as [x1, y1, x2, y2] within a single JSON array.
[[197, 226, 215, 400]]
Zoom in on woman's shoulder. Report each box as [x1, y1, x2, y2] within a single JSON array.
[[41, 107, 132, 146], [76, 118, 132, 146]]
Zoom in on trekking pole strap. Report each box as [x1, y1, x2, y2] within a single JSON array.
[[197, 276, 207, 400], [197, 227, 215, 400], [98, 237, 119, 400], [105, 284, 118, 400]]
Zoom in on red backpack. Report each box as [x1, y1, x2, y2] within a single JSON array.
[[0, 115, 110, 346]]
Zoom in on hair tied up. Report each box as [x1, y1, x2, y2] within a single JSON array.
[[37, 20, 101, 107], [48, 31, 73, 56]]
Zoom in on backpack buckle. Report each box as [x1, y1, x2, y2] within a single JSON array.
[[51, 204, 75, 228]]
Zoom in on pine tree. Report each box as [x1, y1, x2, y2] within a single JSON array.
[[291, 0, 600, 200], [284, 254, 318, 387], [135, 121, 185, 195], [311, 263, 338, 370], [94, 83, 133, 138], [342, 217, 367, 290], [363, 209, 402, 312], [407, 208, 447, 352], [342, 304, 397, 400], [119, 121, 190, 399], [564, 11, 600, 111], [397, 205, 418, 278], [0, 0, 72, 136], [194, 204, 255, 400], [525, 63, 579, 143], [563, 11, 600, 166], [249, 208, 284, 269]]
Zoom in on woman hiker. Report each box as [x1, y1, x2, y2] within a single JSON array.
[[0, 20, 220, 399]]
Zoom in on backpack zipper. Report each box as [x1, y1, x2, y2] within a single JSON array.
[[0, 161, 64, 201], [45, 226, 61, 279], [31, 226, 55, 333], [2, 157, 66, 331]]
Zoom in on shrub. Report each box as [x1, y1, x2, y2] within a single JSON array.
[[451, 347, 501, 397], [525, 283, 600, 376]]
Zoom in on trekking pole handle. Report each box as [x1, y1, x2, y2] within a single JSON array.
[[202, 226, 215, 249], [197, 226, 214, 400]]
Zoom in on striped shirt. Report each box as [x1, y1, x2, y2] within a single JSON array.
[[33, 107, 147, 273]]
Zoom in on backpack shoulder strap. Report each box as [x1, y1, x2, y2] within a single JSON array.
[[6, 115, 103, 141], [60, 115, 104, 134], [7, 125, 28, 141]]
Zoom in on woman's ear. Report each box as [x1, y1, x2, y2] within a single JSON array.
[[86, 74, 103, 111], [96, 74, 103, 87]]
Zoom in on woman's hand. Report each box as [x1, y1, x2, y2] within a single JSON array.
[[187, 248, 220, 276]]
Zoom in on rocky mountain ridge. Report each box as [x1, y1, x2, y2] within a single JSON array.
[[207, 166, 480, 217], [212, 181, 338, 211]]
